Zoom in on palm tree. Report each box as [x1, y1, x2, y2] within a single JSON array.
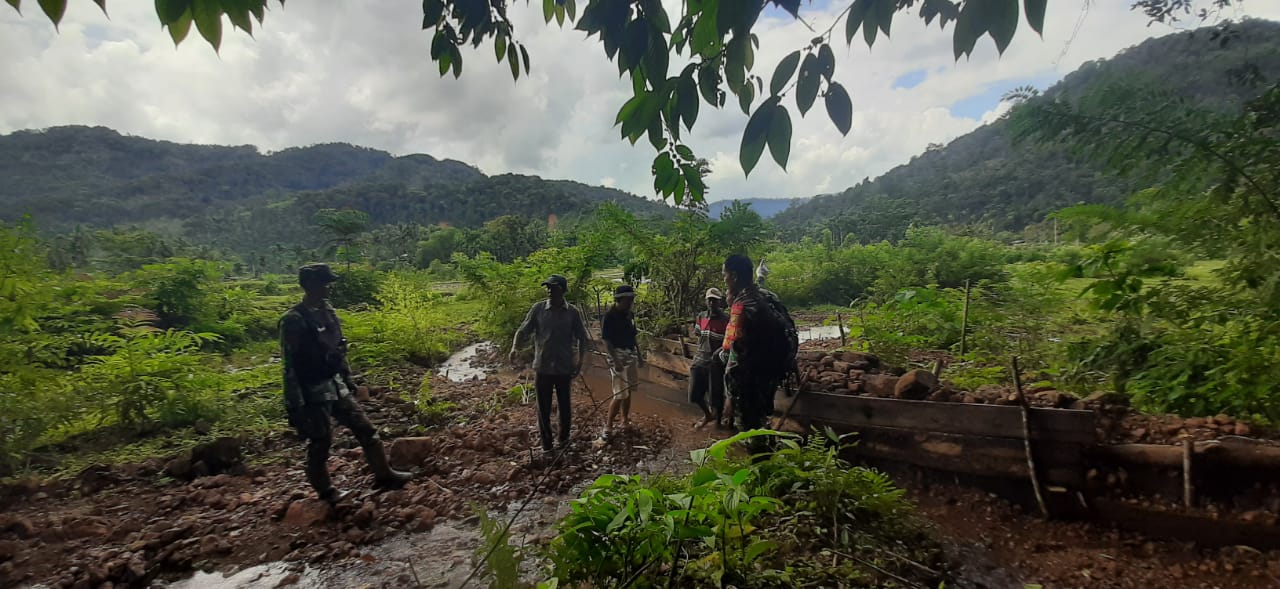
[[313, 208, 370, 270]]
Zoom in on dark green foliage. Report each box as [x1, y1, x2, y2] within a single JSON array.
[[456, 246, 594, 343], [765, 226, 1010, 307], [544, 429, 921, 588], [130, 258, 225, 327], [328, 268, 383, 309], [1008, 54, 1280, 420]]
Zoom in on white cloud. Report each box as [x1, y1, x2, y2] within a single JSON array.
[[2, 2, 1278, 204]]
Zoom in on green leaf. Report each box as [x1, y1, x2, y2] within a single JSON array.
[[984, 0, 1019, 54], [226, 5, 253, 35], [606, 505, 630, 532], [863, 12, 878, 47], [796, 53, 820, 116], [450, 45, 463, 78], [644, 29, 669, 79], [725, 37, 747, 90], [617, 92, 647, 127], [1023, 0, 1046, 36], [691, 8, 720, 58], [422, 0, 444, 27], [952, 3, 980, 60], [647, 116, 665, 150], [439, 48, 452, 76], [825, 82, 852, 135], [521, 45, 530, 73], [495, 33, 507, 62], [767, 103, 792, 169], [4, 0, 19, 13], [746, 540, 779, 563], [642, 0, 667, 33], [740, 97, 776, 177], [191, 0, 222, 52], [166, 6, 193, 46], [542, 0, 553, 23], [677, 74, 699, 130], [37, 0, 65, 26], [697, 59, 722, 107], [737, 81, 754, 115], [844, 0, 870, 44], [874, 0, 894, 37], [676, 144, 694, 160], [156, 0, 190, 24], [555, 2, 566, 26], [817, 44, 835, 81], [770, 51, 800, 96]]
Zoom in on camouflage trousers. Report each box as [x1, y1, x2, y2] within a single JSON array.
[[726, 373, 779, 456], [289, 396, 380, 494]]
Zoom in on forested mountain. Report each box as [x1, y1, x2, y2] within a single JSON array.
[[0, 125, 672, 251], [772, 18, 1280, 241]]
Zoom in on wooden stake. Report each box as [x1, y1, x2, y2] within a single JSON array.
[[1012, 356, 1049, 519], [960, 280, 971, 357], [1182, 437, 1195, 510], [836, 312, 847, 346]]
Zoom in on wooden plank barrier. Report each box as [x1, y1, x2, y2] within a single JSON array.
[[786, 391, 1097, 444]]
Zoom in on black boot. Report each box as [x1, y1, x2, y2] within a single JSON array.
[[306, 443, 350, 505], [362, 440, 413, 489]]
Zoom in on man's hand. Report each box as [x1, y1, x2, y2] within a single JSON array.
[[286, 405, 309, 434]]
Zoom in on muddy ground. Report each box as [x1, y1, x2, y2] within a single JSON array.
[[1, 343, 1278, 589]]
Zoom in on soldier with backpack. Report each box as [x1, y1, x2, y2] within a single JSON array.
[[279, 263, 413, 505], [718, 254, 799, 455]]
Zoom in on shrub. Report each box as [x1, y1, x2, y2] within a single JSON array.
[[328, 267, 382, 308], [76, 319, 226, 429]]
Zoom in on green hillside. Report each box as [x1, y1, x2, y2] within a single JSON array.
[[772, 18, 1280, 241], [0, 125, 672, 254]]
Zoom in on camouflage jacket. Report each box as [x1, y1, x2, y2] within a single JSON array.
[[722, 284, 778, 385], [279, 301, 355, 410]]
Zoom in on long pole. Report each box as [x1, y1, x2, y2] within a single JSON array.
[[1012, 356, 1049, 519], [960, 279, 971, 357], [836, 312, 846, 347]]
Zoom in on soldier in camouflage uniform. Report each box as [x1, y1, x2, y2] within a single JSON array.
[[719, 254, 782, 455], [280, 263, 412, 504]]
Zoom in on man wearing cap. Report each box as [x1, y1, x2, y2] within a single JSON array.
[[280, 263, 412, 505], [601, 284, 643, 437], [511, 274, 590, 455], [689, 288, 729, 430]]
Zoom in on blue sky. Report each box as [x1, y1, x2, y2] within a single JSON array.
[[947, 71, 1062, 120], [891, 69, 928, 89]]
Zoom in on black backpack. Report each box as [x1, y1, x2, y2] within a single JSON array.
[[758, 288, 800, 386]]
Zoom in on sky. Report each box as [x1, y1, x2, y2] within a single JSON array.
[[2, 1, 1277, 204]]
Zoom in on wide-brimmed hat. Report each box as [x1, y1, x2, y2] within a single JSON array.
[[705, 287, 724, 300], [614, 284, 637, 298]]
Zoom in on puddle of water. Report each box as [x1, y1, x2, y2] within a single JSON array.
[[438, 342, 496, 382], [798, 324, 845, 343], [161, 562, 312, 589]]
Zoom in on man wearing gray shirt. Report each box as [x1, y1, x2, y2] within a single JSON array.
[[510, 274, 590, 454]]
